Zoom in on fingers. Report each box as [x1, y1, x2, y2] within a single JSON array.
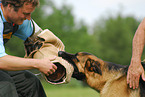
[[39, 57, 58, 76], [127, 71, 140, 89], [127, 71, 130, 84], [45, 64, 57, 76], [45, 69, 55, 76], [135, 76, 140, 88], [141, 72, 145, 81], [52, 64, 57, 70], [127, 62, 144, 89], [131, 75, 139, 89], [50, 64, 57, 73]]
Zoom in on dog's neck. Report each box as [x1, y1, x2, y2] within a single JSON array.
[[85, 61, 128, 92]]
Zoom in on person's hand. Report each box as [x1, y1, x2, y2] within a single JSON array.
[[127, 60, 144, 89], [37, 57, 57, 76]]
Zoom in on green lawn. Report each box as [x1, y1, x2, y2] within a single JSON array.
[[45, 87, 99, 97], [41, 80, 100, 97]]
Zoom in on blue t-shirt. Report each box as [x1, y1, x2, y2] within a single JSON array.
[[0, 7, 33, 57]]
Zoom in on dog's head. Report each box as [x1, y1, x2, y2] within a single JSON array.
[[58, 51, 103, 80]]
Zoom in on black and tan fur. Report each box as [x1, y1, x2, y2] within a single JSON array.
[[58, 51, 145, 97]]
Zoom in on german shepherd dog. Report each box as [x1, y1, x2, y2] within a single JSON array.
[[58, 51, 145, 97]]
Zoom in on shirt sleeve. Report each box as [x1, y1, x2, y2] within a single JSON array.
[[14, 19, 33, 41], [0, 18, 7, 57], [14, 19, 42, 41], [32, 19, 42, 33]]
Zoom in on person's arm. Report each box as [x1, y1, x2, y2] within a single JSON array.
[[127, 18, 145, 89], [0, 55, 57, 76]]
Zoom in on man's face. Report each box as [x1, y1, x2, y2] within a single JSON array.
[[7, 2, 35, 25]]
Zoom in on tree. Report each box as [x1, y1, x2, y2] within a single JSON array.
[[32, 0, 96, 54], [93, 15, 140, 65]]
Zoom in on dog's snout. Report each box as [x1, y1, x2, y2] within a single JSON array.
[[58, 51, 79, 74], [58, 51, 76, 59], [58, 51, 65, 57]]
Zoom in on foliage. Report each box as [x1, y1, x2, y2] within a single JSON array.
[[93, 15, 140, 65], [5, 36, 25, 57]]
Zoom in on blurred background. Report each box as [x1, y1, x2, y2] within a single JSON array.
[[4, 0, 145, 97]]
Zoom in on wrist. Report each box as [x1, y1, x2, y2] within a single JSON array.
[[130, 57, 141, 65], [131, 56, 141, 62], [31, 59, 40, 70]]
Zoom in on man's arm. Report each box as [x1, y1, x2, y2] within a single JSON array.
[[127, 18, 145, 89], [0, 55, 57, 76]]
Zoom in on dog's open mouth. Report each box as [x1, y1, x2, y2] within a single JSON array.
[[58, 51, 86, 80]]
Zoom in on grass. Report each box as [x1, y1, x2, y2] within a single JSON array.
[[41, 79, 100, 97], [45, 87, 99, 97]]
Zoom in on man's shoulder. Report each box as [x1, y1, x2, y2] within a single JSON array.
[[23, 19, 31, 24], [20, 19, 32, 27]]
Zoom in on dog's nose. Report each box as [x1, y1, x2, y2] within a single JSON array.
[[58, 51, 76, 59], [58, 51, 65, 57], [58, 51, 63, 56]]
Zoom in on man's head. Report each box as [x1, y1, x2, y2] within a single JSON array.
[[1, 0, 39, 25]]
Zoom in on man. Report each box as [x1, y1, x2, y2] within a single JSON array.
[[127, 18, 145, 89], [0, 0, 57, 97]]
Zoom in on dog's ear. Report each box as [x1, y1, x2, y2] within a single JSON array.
[[85, 58, 102, 75]]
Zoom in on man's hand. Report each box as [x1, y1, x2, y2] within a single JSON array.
[[37, 57, 57, 76], [127, 60, 144, 89]]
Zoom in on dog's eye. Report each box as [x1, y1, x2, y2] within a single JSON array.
[[95, 61, 100, 66]]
